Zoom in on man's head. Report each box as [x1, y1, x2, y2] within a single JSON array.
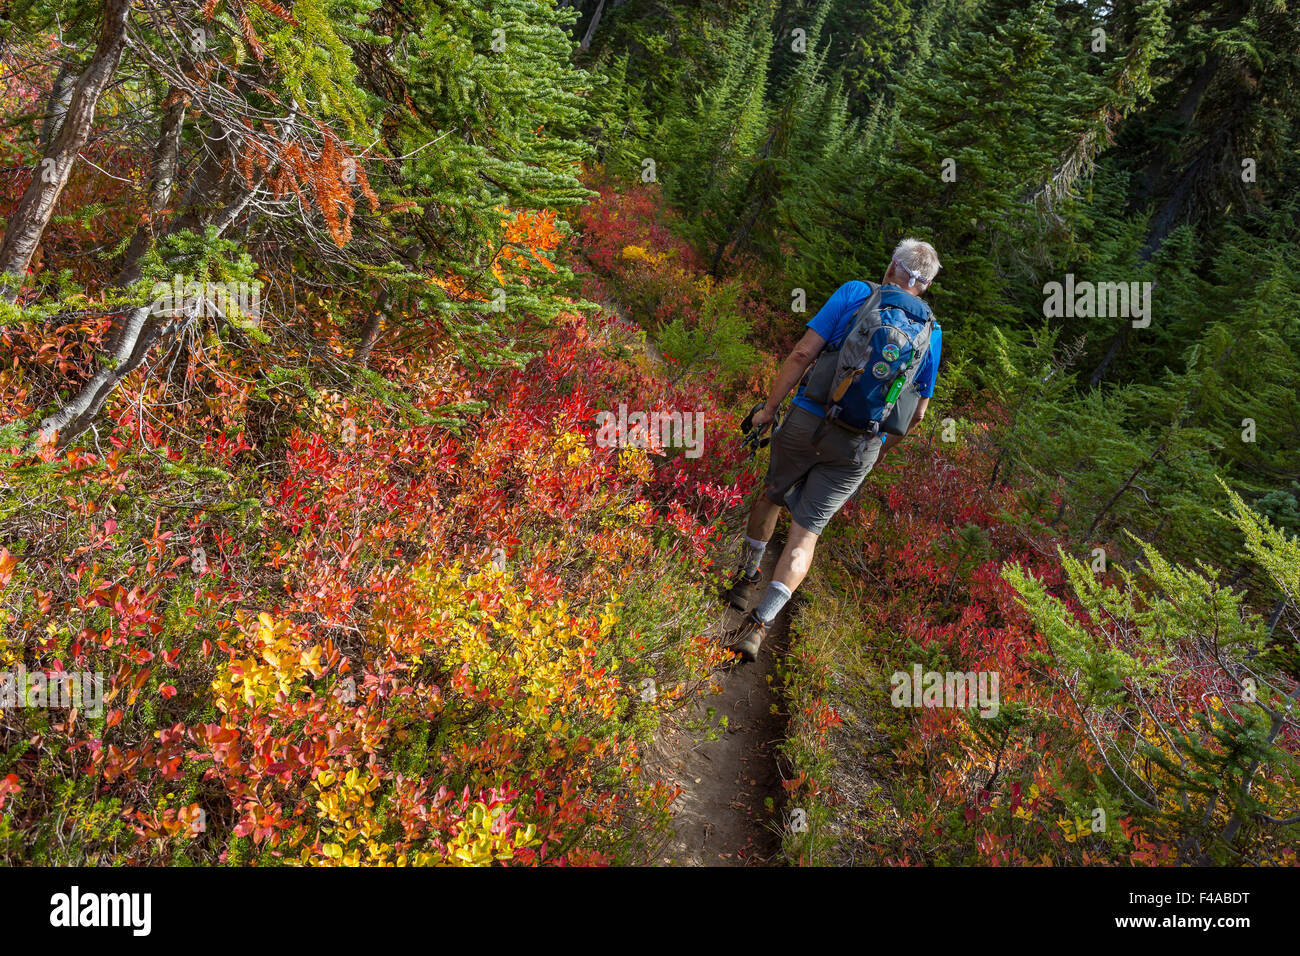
[[883, 238, 940, 296]]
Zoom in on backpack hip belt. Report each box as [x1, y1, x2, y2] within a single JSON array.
[[810, 405, 878, 449], [826, 405, 878, 436]]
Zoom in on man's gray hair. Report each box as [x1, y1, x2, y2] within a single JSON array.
[[891, 238, 941, 286]]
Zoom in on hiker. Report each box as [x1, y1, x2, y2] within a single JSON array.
[[722, 239, 943, 662]]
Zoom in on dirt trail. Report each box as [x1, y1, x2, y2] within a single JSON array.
[[590, 283, 791, 865], [651, 546, 790, 866]]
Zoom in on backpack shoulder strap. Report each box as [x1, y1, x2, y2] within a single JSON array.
[[914, 315, 935, 360], [846, 282, 883, 334], [899, 316, 936, 386], [798, 282, 874, 396], [826, 285, 886, 405]]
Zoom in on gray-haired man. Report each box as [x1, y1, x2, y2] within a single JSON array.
[[722, 239, 943, 661]]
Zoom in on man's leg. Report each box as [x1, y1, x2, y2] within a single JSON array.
[[738, 487, 781, 572], [771, 520, 818, 592], [727, 409, 816, 607], [750, 520, 818, 626], [727, 430, 878, 661], [725, 488, 784, 610], [746, 487, 782, 543]]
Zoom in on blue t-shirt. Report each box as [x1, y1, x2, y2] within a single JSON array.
[[791, 280, 942, 444]]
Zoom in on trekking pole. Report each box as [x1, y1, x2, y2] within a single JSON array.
[[739, 402, 772, 457]]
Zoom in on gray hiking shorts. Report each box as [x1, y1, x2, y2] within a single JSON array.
[[763, 406, 881, 535]]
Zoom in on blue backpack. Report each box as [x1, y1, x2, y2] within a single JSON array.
[[800, 282, 937, 435]]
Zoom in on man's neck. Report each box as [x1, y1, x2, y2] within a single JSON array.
[[882, 279, 923, 298]]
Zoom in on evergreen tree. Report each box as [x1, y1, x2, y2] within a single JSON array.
[[652, 1, 775, 227], [1005, 491, 1300, 864]]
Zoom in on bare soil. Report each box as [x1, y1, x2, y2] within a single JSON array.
[[650, 547, 791, 866]]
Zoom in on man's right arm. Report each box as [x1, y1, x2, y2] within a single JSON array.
[[752, 281, 866, 428], [877, 397, 930, 459], [752, 328, 825, 428]]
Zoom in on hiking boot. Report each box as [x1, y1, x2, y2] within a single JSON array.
[[722, 570, 762, 612], [722, 612, 769, 663]]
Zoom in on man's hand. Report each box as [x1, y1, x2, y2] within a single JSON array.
[[752, 406, 776, 429]]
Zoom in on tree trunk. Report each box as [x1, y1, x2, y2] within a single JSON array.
[[1134, 56, 1217, 206], [116, 90, 190, 289], [105, 133, 231, 357], [580, 0, 606, 51], [169, 137, 242, 237], [40, 185, 256, 447], [709, 126, 778, 276], [0, 0, 132, 302], [1089, 56, 1221, 387], [1219, 684, 1300, 848], [1085, 437, 1167, 539], [1087, 321, 1130, 388], [37, 60, 79, 152], [354, 290, 390, 367]]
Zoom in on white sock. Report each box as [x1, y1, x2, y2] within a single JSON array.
[[740, 536, 767, 577], [754, 580, 792, 623]]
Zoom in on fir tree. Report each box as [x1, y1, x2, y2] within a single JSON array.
[[1005, 491, 1300, 865]]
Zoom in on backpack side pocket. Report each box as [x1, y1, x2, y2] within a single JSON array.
[[801, 349, 839, 404]]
